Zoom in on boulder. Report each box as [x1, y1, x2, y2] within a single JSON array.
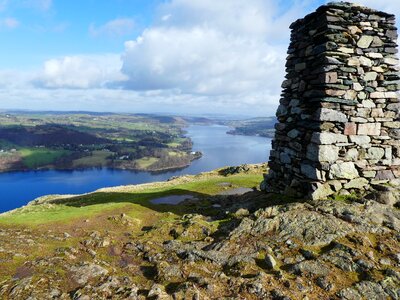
[[69, 263, 108, 286]]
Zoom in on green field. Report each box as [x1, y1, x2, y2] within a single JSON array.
[[72, 150, 110, 168], [135, 156, 158, 169], [19, 148, 70, 168]]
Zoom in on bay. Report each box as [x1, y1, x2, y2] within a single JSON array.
[[0, 125, 271, 213]]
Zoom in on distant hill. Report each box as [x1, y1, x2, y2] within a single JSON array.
[[0, 112, 199, 172], [222, 116, 277, 138]]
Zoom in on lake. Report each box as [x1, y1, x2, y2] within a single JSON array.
[[0, 125, 271, 213]]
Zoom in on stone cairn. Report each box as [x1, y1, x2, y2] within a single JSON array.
[[261, 2, 400, 200]]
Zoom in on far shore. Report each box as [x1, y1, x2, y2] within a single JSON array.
[[0, 152, 203, 174]]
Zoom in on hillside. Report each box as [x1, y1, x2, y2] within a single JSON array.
[[0, 112, 200, 173], [223, 117, 276, 138], [0, 164, 399, 299]]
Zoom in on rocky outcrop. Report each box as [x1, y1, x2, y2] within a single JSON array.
[[262, 2, 400, 199], [0, 188, 399, 299]]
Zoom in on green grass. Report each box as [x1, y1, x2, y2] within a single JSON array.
[[135, 157, 158, 168], [19, 148, 70, 168], [0, 173, 262, 226], [0, 202, 128, 226], [72, 150, 110, 168], [331, 192, 358, 202], [167, 142, 181, 148], [167, 151, 184, 157], [167, 137, 189, 148]]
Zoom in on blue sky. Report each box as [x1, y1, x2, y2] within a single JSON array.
[[0, 0, 398, 116], [0, 0, 159, 67]]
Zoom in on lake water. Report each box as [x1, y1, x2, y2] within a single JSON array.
[[0, 125, 271, 213]]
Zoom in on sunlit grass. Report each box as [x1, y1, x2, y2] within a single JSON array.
[[72, 150, 110, 168], [135, 156, 158, 168], [0, 173, 262, 226]]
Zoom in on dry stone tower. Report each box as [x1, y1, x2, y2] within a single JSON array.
[[261, 2, 400, 200]]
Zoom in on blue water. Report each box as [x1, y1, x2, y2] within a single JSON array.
[[0, 125, 271, 213]]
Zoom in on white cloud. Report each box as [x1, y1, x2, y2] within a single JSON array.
[[118, 0, 400, 115], [0, 17, 19, 29], [161, 14, 171, 22], [0, 70, 32, 89], [0, 86, 274, 116], [122, 27, 285, 96], [89, 18, 135, 38], [118, 0, 321, 115], [0, 0, 324, 116], [156, 0, 275, 38], [33, 55, 126, 89]]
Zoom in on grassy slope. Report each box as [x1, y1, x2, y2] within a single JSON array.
[[0, 168, 263, 227], [19, 148, 70, 168], [72, 150, 110, 168], [135, 157, 159, 169], [0, 164, 264, 284]]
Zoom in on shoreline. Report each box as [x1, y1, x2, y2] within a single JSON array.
[[0, 152, 203, 174], [226, 130, 274, 138], [0, 163, 265, 216]]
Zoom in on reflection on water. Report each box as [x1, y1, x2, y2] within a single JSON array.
[[0, 125, 271, 213]]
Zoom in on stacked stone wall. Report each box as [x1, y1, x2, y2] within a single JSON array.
[[262, 2, 400, 199]]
